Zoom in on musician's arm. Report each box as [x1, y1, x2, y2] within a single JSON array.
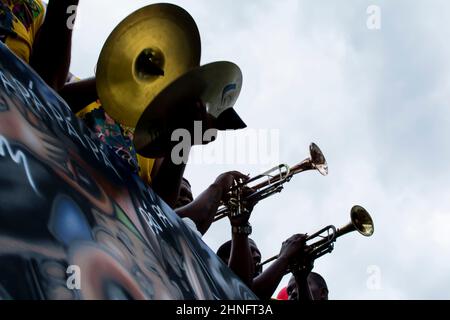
[[59, 77, 98, 114], [175, 183, 222, 235], [252, 234, 307, 300], [293, 272, 313, 301], [251, 256, 290, 300], [229, 231, 253, 287], [227, 202, 254, 288], [175, 171, 249, 235], [292, 245, 315, 300], [30, 0, 80, 91]]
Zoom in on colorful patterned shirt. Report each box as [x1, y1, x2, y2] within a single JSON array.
[[0, 0, 45, 62], [79, 101, 140, 174]]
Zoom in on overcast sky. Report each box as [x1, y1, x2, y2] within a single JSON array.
[[70, 0, 450, 299]]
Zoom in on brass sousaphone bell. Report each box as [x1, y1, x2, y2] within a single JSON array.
[[96, 3, 202, 127]]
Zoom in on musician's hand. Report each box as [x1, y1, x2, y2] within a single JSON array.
[[213, 171, 250, 200], [278, 234, 308, 263], [292, 250, 314, 279]]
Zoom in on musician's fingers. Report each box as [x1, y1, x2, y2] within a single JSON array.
[[241, 186, 256, 198], [289, 234, 306, 242], [229, 171, 250, 181], [292, 233, 308, 240]]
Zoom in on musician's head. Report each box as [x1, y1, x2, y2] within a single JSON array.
[[287, 272, 328, 301], [287, 276, 299, 300], [216, 238, 262, 277], [308, 272, 328, 300], [216, 240, 231, 265], [174, 178, 193, 209]]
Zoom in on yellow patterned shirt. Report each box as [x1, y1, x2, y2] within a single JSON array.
[[0, 0, 45, 63]]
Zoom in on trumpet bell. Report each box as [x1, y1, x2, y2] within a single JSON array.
[[310, 143, 328, 176], [350, 205, 374, 237]]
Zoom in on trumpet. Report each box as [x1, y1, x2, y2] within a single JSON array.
[[213, 143, 328, 222], [258, 205, 374, 268]]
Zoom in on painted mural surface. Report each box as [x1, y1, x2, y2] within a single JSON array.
[[0, 42, 257, 300]]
